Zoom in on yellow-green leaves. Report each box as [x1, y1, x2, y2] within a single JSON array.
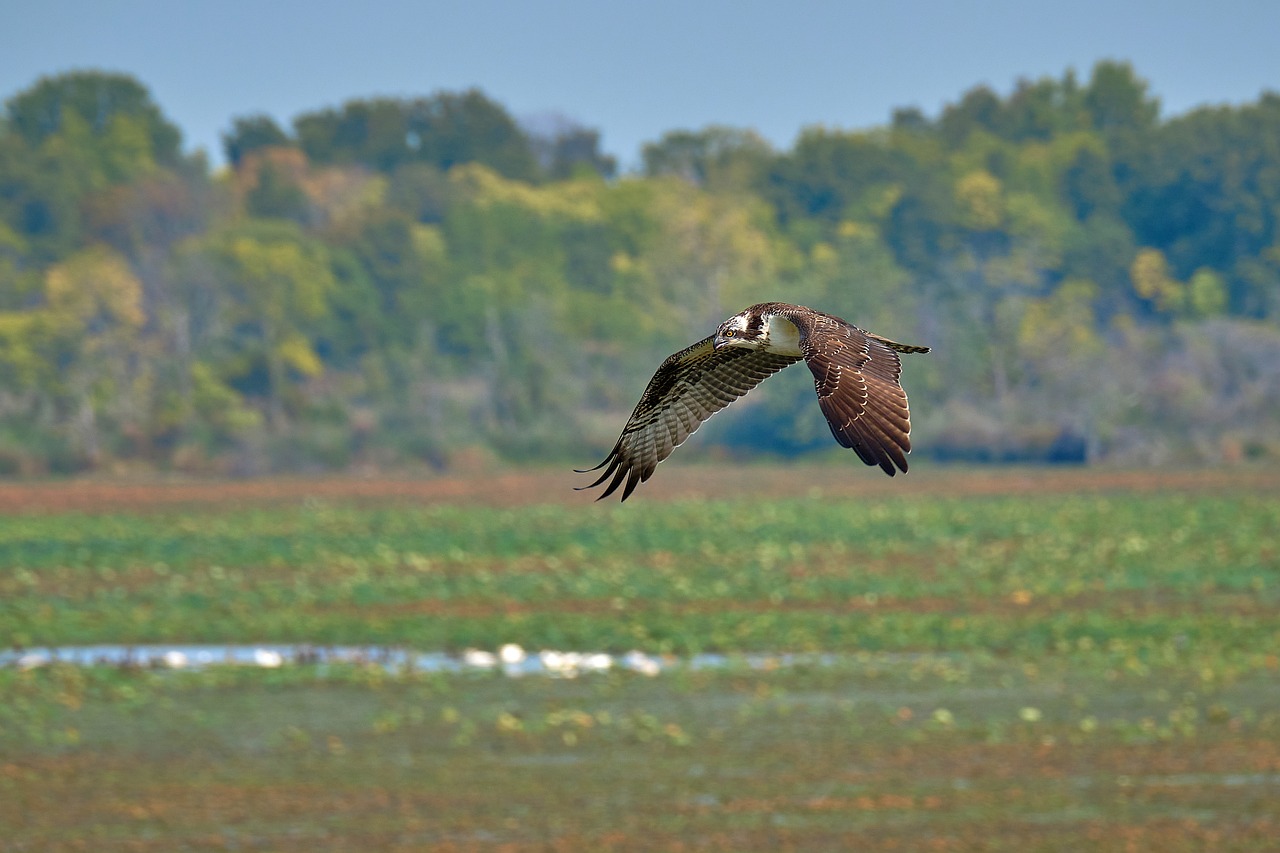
[[44, 245, 145, 332], [1131, 247, 1184, 314], [955, 170, 1004, 231], [185, 220, 336, 430]]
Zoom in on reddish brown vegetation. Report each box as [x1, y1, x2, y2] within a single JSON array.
[[0, 465, 1274, 515]]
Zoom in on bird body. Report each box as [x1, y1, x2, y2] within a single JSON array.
[[578, 302, 929, 501]]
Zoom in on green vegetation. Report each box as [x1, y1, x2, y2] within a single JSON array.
[[4, 659, 1279, 850], [1, 470, 1278, 849], [1, 478, 1278, 658], [2, 65, 1279, 474]]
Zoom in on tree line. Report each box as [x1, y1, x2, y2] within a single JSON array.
[[0, 63, 1277, 475]]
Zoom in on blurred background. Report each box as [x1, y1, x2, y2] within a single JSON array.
[[3, 5, 1280, 849], [1, 0, 1278, 476]]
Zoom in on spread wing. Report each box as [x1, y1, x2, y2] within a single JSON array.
[[780, 307, 929, 476], [577, 336, 800, 501]]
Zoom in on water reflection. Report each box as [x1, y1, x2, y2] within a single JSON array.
[[0, 643, 843, 678]]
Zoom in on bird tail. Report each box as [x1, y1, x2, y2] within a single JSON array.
[[869, 333, 930, 354]]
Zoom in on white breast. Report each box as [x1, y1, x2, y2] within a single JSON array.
[[763, 315, 803, 356]]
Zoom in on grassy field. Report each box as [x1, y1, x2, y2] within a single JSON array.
[[1, 465, 1278, 850]]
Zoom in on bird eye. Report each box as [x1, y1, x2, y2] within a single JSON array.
[[723, 330, 735, 337]]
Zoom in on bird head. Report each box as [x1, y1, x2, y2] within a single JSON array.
[[713, 309, 765, 350]]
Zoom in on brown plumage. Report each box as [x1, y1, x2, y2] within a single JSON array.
[[577, 302, 930, 501]]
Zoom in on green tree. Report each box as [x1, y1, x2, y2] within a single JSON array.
[[294, 90, 539, 180], [642, 126, 772, 190], [6, 70, 182, 165], [1122, 94, 1280, 314], [1131, 246, 1184, 314], [42, 245, 148, 462], [385, 163, 455, 223], [938, 86, 1004, 146], [0, 122, 85, 259], [765, 127, 912, 225], [184, 221, 335, 431], [526, 116, 617, 180], [1083, 61, 1159, 134], [0, 223, 39, 310], [222, 114, 292, 166], [1061, 142, 1121, 220], [330, 210, 446, 353], [1, 71, 188, 261], [1187, 267, 1228, 317], [244, 160, 311, 223]]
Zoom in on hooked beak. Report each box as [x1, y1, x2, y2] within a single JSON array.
[[712, 334, 730, 351]]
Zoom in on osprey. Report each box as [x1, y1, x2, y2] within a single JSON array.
[[578, 302, 930, 501]]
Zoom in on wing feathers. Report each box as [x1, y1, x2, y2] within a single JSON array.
[[776, 305, 921, 479], [577, 336, 800, 501]]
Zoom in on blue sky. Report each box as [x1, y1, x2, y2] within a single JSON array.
[[2, 0, 1278, 169]]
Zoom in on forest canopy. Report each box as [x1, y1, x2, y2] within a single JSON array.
[[0, 64, 1278, 475]]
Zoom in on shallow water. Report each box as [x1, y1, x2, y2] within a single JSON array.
[[0, 643, 845, 678]]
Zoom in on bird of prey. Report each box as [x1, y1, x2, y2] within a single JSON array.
[[577, 302, 930, 501]]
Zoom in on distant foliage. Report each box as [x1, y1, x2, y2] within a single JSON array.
[[0, 66, 1278, 474], [292, 90, 541, 180]]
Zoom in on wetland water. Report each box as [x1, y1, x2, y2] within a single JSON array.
[[0, 643, 857, 677]]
